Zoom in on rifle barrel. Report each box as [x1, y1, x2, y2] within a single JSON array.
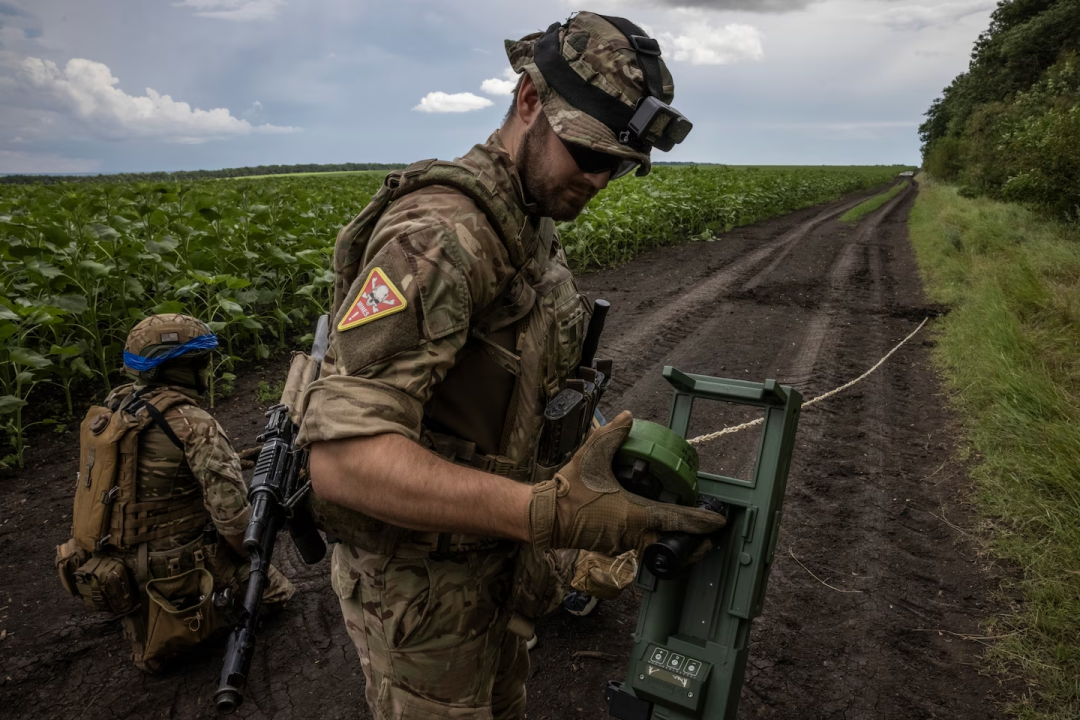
[[580, 299, 610, 369]]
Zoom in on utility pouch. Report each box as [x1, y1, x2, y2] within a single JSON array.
[[507, 547, 576, 640], [143, 567, 223, 663], [73, 406, 130, 552], [55, 538, 87, 598], [280, 351, 319, 425], [73, 555, 139, 615]]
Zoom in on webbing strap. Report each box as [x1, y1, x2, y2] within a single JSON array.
[[137, 543, 149, 586], [121, 503, 207, 546], [137, 400, 185, 451], [598, 15, 665, 101], [533, 24, 634, 137]]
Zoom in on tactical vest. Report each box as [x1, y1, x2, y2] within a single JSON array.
[[73, 385, 211, 553], [310, 150, 589, 555]]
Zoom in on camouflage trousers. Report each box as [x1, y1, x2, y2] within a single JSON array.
[[332, 542, 534, 720]]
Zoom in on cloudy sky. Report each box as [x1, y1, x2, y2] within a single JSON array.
[[0, 0, 997, 174]]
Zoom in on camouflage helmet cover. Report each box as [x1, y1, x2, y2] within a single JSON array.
[[124, 313, 215, 377], [505, 11, 676, 176]]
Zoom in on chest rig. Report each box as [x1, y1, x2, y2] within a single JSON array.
[[312, 147, 590, 554]]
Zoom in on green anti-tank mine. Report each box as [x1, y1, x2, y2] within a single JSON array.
[[613, 419, 699, 507]]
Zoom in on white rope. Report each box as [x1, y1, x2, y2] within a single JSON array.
[[687, 318, 929, 446]]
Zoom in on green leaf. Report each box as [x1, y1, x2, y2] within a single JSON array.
[[0, 395, 28, 416], [51, 294, 89, 314], [10, 347, 53, 369], [240, 317, 263, 331], [224, 276, 252, 290], [146, 236, 179, 254], [72, 356, 94, 378], [24, 259, 63, 279], [219, 299, 244, 316], [78, 260, 112, 278], [207, 321, 227, 332], [0, 306, 18, 321], [199, 207, 222, 222], [152, 300, 185, 314], [49, 344, 84, 357]]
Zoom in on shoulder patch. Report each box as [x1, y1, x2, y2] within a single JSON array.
[[338, 267, 408, 332]]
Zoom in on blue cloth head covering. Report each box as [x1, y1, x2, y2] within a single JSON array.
[[123, 333, 218, 372]]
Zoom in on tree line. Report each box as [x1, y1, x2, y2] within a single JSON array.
[[920, 0, 1080, 221], [0, 162, 408, 186]]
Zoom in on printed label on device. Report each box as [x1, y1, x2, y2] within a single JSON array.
[[338, 267, 408, 331]]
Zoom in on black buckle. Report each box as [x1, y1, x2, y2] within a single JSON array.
[[630, 35, 661, 56]]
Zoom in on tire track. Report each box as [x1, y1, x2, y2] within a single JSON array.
[[578, 179, 1006, 720], [601, 189, 895, 409]]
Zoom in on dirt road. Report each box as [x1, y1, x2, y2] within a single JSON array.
[[0, 181, 1007, 719]]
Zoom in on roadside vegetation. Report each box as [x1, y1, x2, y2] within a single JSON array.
[[920, 0, 1080, 222], [839, 180, 909, 223], [0, 164, 906, 468], [909, 177, 1080, 720]]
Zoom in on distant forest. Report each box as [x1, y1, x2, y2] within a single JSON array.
[[0, 162, 409, 185], [920, 0, 1080, 220]]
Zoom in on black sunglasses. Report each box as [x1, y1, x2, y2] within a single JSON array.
[[559, 138, 642, 180]]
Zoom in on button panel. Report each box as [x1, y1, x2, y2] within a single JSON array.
[[646, 644, 703, 679]]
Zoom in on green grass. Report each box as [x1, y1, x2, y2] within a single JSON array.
[[840, 180, 909, 223], [908, 176, 1080, 720], [231, 169, 388, 180]]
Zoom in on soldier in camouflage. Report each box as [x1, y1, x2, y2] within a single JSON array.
[[298, 12, 723, 719], [106, 314, 294, 671]]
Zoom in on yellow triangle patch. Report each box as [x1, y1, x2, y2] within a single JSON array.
[[337, 267, 408, 332]]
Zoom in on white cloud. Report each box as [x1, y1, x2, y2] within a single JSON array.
[[868, 1, 996, 31], [659, 22, 764, 65], [0, 150, 100, 174], [481, 69, 519, 97], [174, 0, 286, 21], [20, 57, 299, 143], [413, 92, 494, 114]]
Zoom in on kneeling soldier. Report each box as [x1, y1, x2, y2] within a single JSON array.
[[55, 313, 295, 672]]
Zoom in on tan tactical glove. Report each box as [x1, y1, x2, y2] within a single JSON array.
[[526, 411, 726, 555]]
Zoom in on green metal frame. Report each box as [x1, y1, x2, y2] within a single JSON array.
[[610, 367, 802, 720]]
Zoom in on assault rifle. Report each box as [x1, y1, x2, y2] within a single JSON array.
[[214, 316, 330, 714]]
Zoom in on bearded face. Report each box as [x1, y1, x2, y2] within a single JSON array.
[[515, 113, 604, 222]]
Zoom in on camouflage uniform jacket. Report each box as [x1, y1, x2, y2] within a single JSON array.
[[102, 383, 251, 552], [299, 131, 589, 553]]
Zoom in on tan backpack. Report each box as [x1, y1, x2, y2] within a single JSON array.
[[71, 385, 198, 553], [58, 386, 200, 615]]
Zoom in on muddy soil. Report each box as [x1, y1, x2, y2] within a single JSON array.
[[0, 182, 1009, 720]]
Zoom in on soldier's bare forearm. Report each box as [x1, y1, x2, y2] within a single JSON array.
[[309, 434, 532, 543]]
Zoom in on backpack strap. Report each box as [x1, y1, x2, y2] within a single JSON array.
[[134, 399, 184, 451]]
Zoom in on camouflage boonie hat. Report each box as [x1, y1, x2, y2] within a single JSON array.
[[124, 314, 216, 377], [505, 11, 676, 176]]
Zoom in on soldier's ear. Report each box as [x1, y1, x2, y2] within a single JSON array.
[[516, 72, 544, 127]]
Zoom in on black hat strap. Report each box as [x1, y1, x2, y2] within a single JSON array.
[[533, 22, 634, 138], [597, 15, 665, 102]]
